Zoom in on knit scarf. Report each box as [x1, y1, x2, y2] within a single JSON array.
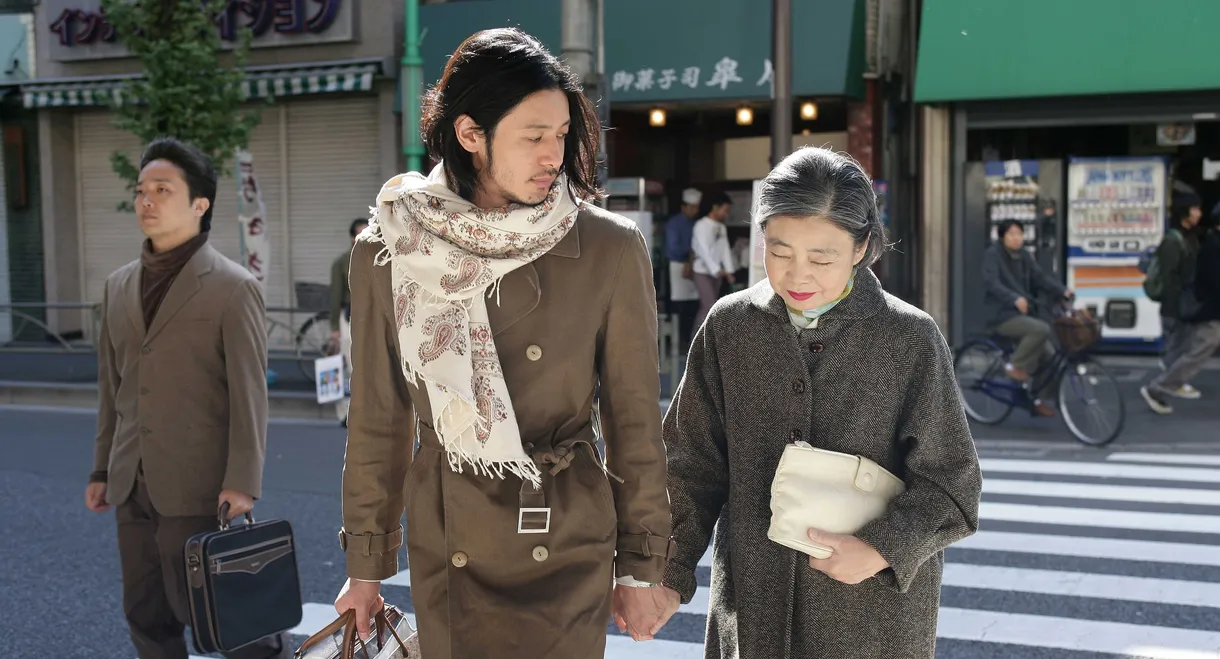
[[365, 164, 581, 487]]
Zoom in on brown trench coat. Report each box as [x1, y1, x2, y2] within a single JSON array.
[[339, 204, 673, 659]]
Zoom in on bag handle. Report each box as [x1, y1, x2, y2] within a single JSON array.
[[293, 608, 356, 658], [373, 607, 412, 656]]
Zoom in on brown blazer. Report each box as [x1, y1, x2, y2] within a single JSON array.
[[93, 242, 269, 518], [340, 205, 672, 658]]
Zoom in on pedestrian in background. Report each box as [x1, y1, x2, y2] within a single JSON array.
[[330, 217, 367, 427], [1150, 190, 1204, 400], [633, 146, 982, 658], [667, 187, 702, 351], [85, 138, 285, 659], [691, 190, 736, 329]]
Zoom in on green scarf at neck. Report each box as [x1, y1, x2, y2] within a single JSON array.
[[786, 268, 856, 329]]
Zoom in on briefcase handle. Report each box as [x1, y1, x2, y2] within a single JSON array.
[[217, 502, 256, 532]]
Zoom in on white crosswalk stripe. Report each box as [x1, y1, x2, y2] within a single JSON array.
[[182, 450, 1220, 659]]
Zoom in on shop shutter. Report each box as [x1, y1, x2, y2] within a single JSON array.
[[77, 111, 144, 306], [284, 96, 381, 305]]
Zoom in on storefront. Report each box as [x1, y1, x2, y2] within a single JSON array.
[[20, 0, 402, 339], [914, 0, 1220, 350]]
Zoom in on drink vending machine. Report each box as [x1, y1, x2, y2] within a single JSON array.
[[1065, 157, 1167, 351]]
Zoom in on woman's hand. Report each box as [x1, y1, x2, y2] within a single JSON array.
[[806, 528, 889, 584]]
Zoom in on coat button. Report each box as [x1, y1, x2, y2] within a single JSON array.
[[451, 551, 468, 568], [141, 427, 151, 436], [140, 387, 150, 396], [792, 380, 805, 394], [526, 345, 543, 361], [790, 429, 802, 441], [809, 343, 824, 353], [141, 346, 151, 354], [532, 546, 549, 562]]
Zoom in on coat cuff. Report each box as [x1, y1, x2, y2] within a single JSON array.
[[661, 562, 698, 604], [340, 527, 403, 581], [88, 470, 108, 484], [614, 532, 675, 582], [854, 516, 920, 593]]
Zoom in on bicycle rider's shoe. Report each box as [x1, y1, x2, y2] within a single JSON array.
[[1032, 399, 1055, 417], [1140, 386, 1174, 415], [1005, 364, 1031, 382]]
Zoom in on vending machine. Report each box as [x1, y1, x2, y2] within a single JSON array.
[[1065, 157, 1167, 351]]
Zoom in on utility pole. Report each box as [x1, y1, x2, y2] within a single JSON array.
[[562, 0, 609, 192], [401, 0, 425, 172], [771, 0, 793, 168]]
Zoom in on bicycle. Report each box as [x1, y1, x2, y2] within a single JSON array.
[[953, 302, 1126, 446]]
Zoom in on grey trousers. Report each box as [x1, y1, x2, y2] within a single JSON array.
[[694, 273, 721, 331], [1153, 320, 1220, 393], [1162, 317, 1195, 368]]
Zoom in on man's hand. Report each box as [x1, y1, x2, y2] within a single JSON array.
[[1015, 297, 1030, 315], [218, 490, 254, 520], [612, 585, 680, 641], [806, 528, 889, 585], [335, 579, 384, 640], [1064, 288, 1075, 301], [85, 482, 110, 513]]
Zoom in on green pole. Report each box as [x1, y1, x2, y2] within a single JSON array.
[[402, 0, 425, 172]]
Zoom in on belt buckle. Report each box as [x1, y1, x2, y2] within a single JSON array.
[[517, 507, 551, 534]]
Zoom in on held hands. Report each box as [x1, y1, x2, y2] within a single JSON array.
[[84, 482, 110, 513], [1015, 297, 1030, 315], [335, 578, 385, 640], [612, 584, 680, 641], [806, 528, 889, 585], [218, 489, 254, 520]]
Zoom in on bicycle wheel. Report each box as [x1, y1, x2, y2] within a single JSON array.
[[1058, 357, 1125, 447], [295, 312, 332, 379], [954, 340, 1014, 425]]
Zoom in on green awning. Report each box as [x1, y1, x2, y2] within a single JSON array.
[[915, 0, 1220, 103], [420, 0, 866, 104], [22, 59, 381, 109]]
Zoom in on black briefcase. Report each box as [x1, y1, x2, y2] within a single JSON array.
[[184, 502, 304, 654]]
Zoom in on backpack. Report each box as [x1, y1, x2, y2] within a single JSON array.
[[1142, 229, 1184, 302]]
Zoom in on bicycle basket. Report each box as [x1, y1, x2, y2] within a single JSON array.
[[1053, 308, 1101, 355], [295, 282, 331, 312]]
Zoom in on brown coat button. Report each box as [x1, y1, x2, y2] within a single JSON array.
[[526, 345, 543, 361], [809, 343, 824, 353], [790, 429, 802, 441], [532, 546, 549, 562], [451, 551, 468, 568], [792, 380, 805, 394]]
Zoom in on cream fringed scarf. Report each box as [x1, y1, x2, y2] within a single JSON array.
[[365, 164, 581, 487]]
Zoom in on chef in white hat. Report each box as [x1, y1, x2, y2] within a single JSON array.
[[666, 188, 703, 350]]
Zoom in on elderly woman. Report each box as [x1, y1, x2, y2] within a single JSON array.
[[650, 147, 983, 658]]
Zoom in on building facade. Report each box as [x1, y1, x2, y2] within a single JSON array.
[[19, 0, 403, 339]]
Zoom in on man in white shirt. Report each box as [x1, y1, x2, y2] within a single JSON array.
[[691, 191, 735, 328]]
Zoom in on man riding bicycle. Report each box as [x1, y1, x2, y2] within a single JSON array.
[[981, 219, 1074, 417]]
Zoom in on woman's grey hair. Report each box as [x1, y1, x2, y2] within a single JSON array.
[[754, 147, 888, 267]]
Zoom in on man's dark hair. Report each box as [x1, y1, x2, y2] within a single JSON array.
[[707, 191, 733, 209], [420, 28, 601, 202], [995, 219, 1023, 241], [138, 138, 218, 233], [350, 218, 368, 238]]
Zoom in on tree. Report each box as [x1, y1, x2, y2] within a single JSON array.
[[101, 0, 262, 210]]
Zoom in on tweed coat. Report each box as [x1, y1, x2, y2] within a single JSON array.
[[340, 204, 673, 659], [662, 267, 982, 659]]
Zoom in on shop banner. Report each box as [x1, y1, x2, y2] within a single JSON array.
[[236, 148, 269, 284]]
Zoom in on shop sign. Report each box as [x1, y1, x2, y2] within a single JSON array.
[[610, 57, 775, 98], [44, 0, 354, 62]]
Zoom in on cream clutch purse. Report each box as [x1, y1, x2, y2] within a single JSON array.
[[767, 440, 906, 558]]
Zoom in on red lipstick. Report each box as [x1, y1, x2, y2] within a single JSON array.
[[788, 291, 815, 302]]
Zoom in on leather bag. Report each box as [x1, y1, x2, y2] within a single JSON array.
[[767, 440, 906, 558]]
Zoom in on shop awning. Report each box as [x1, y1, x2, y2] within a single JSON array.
[[914, 0, 1220, 103], [419, 0, 866, 104], [21, 59, 382, 109]]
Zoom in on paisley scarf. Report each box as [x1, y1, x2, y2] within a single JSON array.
[[365, 164, 581, 487]]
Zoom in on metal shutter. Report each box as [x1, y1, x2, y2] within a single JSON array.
[[284, 97, 381, 298], [77, 111, 144, 305]]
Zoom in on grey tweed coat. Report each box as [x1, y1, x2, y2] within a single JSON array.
[[661, 267, 982, 659]]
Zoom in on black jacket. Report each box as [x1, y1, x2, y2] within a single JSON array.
[[1187, 228, 1220, 323], [981, 243, 1066, 328]]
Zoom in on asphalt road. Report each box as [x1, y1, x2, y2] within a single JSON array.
[[3, 407, 1220, 658]]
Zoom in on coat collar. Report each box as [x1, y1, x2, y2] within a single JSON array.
[[749, 265, 887, 323], [131, 242, 218, 344], [547, 211, 581, 259]]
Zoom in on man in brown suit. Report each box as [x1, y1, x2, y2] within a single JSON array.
[[83, 138, 288, 659], [334, 29, 675, 657]]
